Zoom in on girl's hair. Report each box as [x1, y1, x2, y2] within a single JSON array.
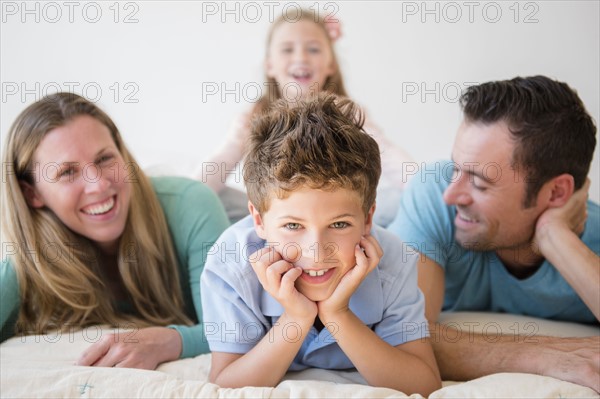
[[253, 9, 348, 115], [1, 92, 191, 334]]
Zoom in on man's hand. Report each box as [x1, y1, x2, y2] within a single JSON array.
[[534, 336, 600, 393], [534, 179, 590, 255], [250, 247, 317, 321], [318, 235, 383, 322], [76, 326, 182, 369]]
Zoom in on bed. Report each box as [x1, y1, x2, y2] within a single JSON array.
[[1, 312, 598, 398]]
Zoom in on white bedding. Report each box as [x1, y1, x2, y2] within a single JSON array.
[[1, 312, 598, 398]]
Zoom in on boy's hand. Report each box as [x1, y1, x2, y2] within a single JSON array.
[[250, 247, 318, 321], [318, 235, 383, 322]]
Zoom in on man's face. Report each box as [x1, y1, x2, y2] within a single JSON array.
[[443, 120, 548, 251], [250, 186, 374, 302]]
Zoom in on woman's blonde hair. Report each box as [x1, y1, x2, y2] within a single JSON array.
[[1, 92, 191, 334], [253, 8, 348, 115]]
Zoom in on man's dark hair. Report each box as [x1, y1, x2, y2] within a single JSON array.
[[460, 75, 597, 207]]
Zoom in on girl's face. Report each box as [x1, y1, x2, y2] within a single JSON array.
[[23, 115, 132, 254], [266, 19, 335, 100]]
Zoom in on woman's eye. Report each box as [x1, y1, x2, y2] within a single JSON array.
[[331, 221, 348, 229], [97, 154, 114, 164], [285, 223, 301, 230]]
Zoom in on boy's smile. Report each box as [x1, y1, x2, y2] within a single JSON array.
[[249, 186, 375, 302]]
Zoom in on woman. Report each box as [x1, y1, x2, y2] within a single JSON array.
[[0, 92, 229, 369]]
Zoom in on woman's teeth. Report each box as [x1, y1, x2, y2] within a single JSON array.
[[82, 197, 115, 215], [304, 269, 329, 277]]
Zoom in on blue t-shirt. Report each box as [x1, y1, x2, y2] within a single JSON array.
[[201, 216, 428, 371], [388, 160, 599, 324]]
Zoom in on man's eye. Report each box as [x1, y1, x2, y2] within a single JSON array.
[[471, 179, 487, 191], [452, 167, 460, 177]]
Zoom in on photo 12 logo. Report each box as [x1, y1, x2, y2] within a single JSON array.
[[401, 1, 540, 24], [200, 1, 339, 23], [401, 81, 479, 104], [1, 1, 140, 24], [1, 81, 140, 104]]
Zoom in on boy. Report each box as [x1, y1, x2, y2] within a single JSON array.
[[201, 94, 441, 395]]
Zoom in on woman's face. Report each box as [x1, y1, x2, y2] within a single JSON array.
[[24, 115, 132, 254]]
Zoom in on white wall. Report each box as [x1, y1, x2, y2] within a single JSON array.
[[2, 0, 599, 200]]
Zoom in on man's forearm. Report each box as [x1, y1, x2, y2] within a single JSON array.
[[430, 323, 533, 380], [539, 227, 600, 321], [430, 323, 600, 392]]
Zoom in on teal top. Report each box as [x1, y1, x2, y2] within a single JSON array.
[[0, 176, 230, 358]]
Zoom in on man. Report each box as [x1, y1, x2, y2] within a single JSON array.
[[388, 75, 599, 392]]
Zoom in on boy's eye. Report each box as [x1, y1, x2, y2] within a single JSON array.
[[331, 221, 348, 229], [285, 223, 301, 230], [308, 47, 321, 54]]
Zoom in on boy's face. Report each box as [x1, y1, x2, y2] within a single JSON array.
[[249, 186, 375, 302]]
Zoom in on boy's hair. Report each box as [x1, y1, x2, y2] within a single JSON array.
[[460, 75, 597, 207], [244, 93, 381, 215]]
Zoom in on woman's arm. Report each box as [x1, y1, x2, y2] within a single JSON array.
[[165, 178, 230, 357], [1, 260, 20, 342]]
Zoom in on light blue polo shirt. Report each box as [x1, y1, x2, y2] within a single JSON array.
[[388, 160, 599, 324], [201, 216, 428, 371]]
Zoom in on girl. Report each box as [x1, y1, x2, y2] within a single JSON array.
[[200, 9, 413, 226], [0, 92, 229, 369]]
